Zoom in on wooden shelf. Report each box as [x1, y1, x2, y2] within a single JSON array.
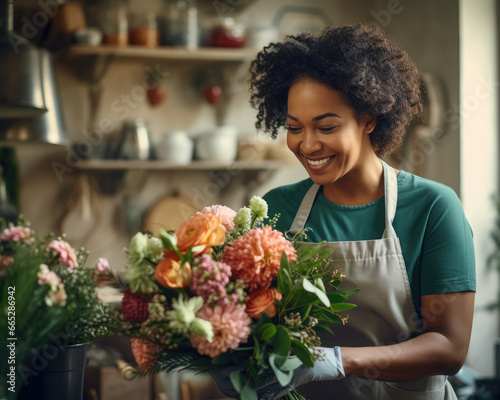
[[75, 159, 284, 171], [65, 45, 258, 62]]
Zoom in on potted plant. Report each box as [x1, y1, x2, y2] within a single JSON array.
[[0, 217, 114, 400]]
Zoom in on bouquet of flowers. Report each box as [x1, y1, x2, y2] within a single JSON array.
[[0, 217, 113, 398], [115, 197, 356, 400]]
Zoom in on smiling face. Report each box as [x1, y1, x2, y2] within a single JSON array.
[[286, 78, 379, 195]]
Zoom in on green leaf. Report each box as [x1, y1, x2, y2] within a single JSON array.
[[211, 353, 230, 365], [230, 371, 245, 394], [291, 340, 314, 368], [315, 323, 334, 334], [258, 323, 277, 341], [272, 325, 290, 355], [330, 303, 357, 312], [240, 383, 258, 400], [329, 289, 359, 300], [281, 251, 291, 272], [280, 356, 303, 372], [269, 354, 294, 386], [159, 230, 177, 249]]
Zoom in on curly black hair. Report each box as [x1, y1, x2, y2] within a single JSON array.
[[249, 24, 423, 156]]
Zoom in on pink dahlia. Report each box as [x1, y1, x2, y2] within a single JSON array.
[[47, 240, 78, 270], [198, 205, 237, 232], [191, 254, 232, 305], [223, 226, 297, 292], [1, 226, 34, 244], [131, 338, 163, 371], [190, 302, 251, 358]]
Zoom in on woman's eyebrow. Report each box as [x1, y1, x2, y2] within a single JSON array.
[[312, 112, 341, 121], [286, 113, 341, 121]]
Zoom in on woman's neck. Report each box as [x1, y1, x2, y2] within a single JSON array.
[[322, 156, 385, 206]]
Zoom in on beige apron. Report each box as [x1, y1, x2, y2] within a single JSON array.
[[289, 160, 457, 400]]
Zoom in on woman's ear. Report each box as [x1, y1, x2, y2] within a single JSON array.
[[363, 114, 377, 134]]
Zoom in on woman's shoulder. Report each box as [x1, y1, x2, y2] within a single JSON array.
[[397, 170, 465, 219], [398, 170, 460, 202]]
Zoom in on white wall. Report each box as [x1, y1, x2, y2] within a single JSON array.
[[459, 0, 499, 377]]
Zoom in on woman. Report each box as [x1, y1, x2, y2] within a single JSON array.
[[248, 24, 475, 399]]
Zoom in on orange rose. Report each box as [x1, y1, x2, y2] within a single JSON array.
[[175, 214, 226, 255], [245, 287, 282, 319], [155, 250, 191, 289], [131, 338, 162, 370]]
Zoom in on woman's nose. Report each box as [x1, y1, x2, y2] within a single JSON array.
[[301, 131, 322, 154]]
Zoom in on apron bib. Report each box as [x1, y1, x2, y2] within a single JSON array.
[[288, 160, 457, 400]]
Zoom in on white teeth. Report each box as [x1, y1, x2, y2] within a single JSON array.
[[307, 157, 332, 166]]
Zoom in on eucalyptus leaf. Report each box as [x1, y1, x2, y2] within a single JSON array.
[[269, 354, 294, 386], [230, 371, 245, 393], [241, 383, 258, 400], [280, 356, 303, 372]]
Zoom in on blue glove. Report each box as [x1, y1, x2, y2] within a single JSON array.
[[257, 347, 345, 400]]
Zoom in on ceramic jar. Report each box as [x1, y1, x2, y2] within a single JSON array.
[[196, 126, 238, 162], [157, 130, 194, 164]]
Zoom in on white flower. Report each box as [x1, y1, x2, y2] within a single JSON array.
[[234, 207, 252, 229], [249, 196, 268, 219], [146, 236, 164, 261], [127, 232, 148, 264], [190, 318, 214, 342], [166, 296, 204, 333]]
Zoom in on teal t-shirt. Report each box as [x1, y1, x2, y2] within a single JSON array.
[[263, 170, 476, 313]]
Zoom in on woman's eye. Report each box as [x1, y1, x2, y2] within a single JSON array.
[[286, 126, 301, 133], [319, 126, 337, 133]]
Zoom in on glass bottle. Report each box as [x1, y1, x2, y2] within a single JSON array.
[[130, 12, 159, 47], [101, 0, 129, 46], [163, 0, 201, 49]]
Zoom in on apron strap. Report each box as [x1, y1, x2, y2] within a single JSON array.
[[288, 159, 399, 238], [381, 159, 398, 239], [289, 183, 320, 235]]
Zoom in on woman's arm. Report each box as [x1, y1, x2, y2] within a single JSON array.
[[341, 291, 475, 381]]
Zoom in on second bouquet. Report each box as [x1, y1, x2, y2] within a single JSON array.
[[114, 197, 356, 400]]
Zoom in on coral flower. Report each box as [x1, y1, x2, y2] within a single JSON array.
[[47, 240, 78, 270], [155, 250, 191, 289], [198, 205, 237, 232], [131, 338, 163, 370], [246, 287, 282, 319], [176, 214, 226, 255], [223, 226, 297, 292], [190, 302, 251, 358]]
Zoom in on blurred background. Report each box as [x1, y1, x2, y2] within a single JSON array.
[[0, 0, 498, 398]]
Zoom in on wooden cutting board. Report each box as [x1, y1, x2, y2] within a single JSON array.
[[142, 193, 199, 235]]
